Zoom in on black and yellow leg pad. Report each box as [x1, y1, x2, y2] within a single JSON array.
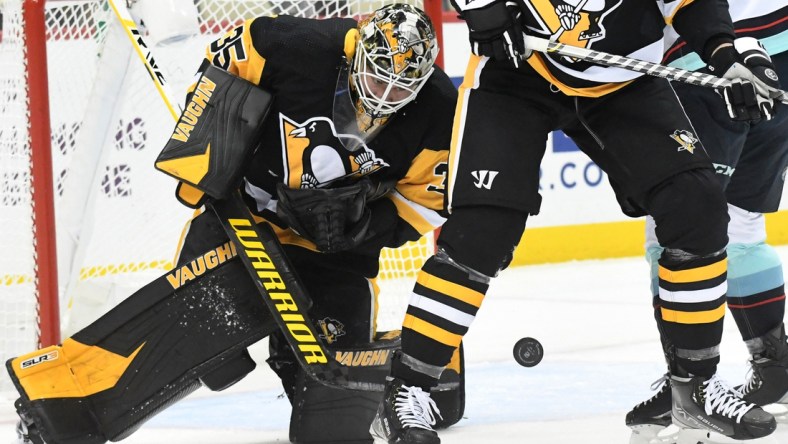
[[289, 332, 465, 443], [6, 242, 277, 444]]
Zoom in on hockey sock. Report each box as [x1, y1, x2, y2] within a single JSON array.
[[395, 254, 488, 388], [657, 250, 726, 378], [726, 241, 786, 347]]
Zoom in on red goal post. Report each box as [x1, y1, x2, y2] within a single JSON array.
[[0, 0, 445, 379]]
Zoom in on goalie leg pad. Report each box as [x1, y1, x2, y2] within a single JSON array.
[[7, 216, 277, 444], [289, 334, 465, 443]]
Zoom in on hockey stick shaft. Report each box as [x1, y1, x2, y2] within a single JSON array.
[[108, 0, 184, 119], [523, 35, 788, 104]]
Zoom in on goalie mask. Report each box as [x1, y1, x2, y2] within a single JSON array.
[[351, 3, 438, 117], [333, 4, 437, 151]]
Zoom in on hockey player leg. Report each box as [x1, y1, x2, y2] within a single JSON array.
[[724, 205, 788, 411], [647, 169, 776, 440], [371, 206, 526, 444]]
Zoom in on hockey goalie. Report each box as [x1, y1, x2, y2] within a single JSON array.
[[6, 5, 465, 443]]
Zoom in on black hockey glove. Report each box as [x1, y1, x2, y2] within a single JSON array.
[[707, 37, 781, 122], [455, 0, 527, 68], [276, 179, 374, 253]]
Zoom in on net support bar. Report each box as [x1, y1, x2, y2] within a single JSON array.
[[24, 0, 60, 348]]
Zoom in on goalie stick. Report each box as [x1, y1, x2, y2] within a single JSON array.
[[522, 35, 788, 104], [108, 0, 183, 119]]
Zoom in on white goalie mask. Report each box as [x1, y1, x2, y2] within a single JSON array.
[[351, 3, 438, 117]]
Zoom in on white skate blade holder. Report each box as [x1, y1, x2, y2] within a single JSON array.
[[677, 427, 779, 444], [631, 424, 781, 444], [629, 424, 680, 444]]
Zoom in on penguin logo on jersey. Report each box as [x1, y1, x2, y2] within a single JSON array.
[[317, 318, 346, 344], [280, 114, 389, 189], [671, 130, 699, 154], [525, 0, 622, 47]]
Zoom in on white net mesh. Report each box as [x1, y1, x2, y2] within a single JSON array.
[[0, 0, 435, 386], [1, 0, 41, 387]]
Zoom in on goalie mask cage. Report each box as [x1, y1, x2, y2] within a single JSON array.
[[0, 0, 442, 390]]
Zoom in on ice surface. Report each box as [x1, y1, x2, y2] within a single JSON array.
[[3, 248, 788, 443]]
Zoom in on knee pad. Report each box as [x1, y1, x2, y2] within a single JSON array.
[[439, 206, 528, 277], [647, 168, 728, 256]]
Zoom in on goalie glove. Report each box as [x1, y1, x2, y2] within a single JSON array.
[[453, 0, 527, 68], [708, 37, 781, 122], [276, 179, 375, 253]]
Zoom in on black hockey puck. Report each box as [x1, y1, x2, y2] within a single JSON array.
[[513, 337, 543, 367]]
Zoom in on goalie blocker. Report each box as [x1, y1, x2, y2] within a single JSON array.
[[7, 66, 464, 444]]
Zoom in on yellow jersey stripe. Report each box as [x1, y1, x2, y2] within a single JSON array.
[[526, 53, 633, 97], [449, 54, 485, 211], [389, 193, 439, 235]]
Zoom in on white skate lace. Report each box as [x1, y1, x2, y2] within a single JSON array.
[[741, 360, 759, 395], [702, 374, 754, 423], [395, 385, 442, 430], [635, 373, 669, 408]]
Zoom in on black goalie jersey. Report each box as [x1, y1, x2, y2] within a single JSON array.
[[186, 14, 457, 278]]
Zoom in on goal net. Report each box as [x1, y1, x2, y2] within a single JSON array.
[[0, 0, 440, 390]]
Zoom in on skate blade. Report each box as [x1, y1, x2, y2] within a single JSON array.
[[629, 424, 680, 444], [676, 428, 779, 444]]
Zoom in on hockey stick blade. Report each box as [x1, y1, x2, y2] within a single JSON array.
[[209, 194, 385, 392], [523, 35, 788, 104]]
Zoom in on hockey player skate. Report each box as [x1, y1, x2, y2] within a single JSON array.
[[628, 372, 778, 444], [626, 374, 675, 444], [671, 373, 775, 441], [369, 377, 441, 444], [737, 324, 788, 423]]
